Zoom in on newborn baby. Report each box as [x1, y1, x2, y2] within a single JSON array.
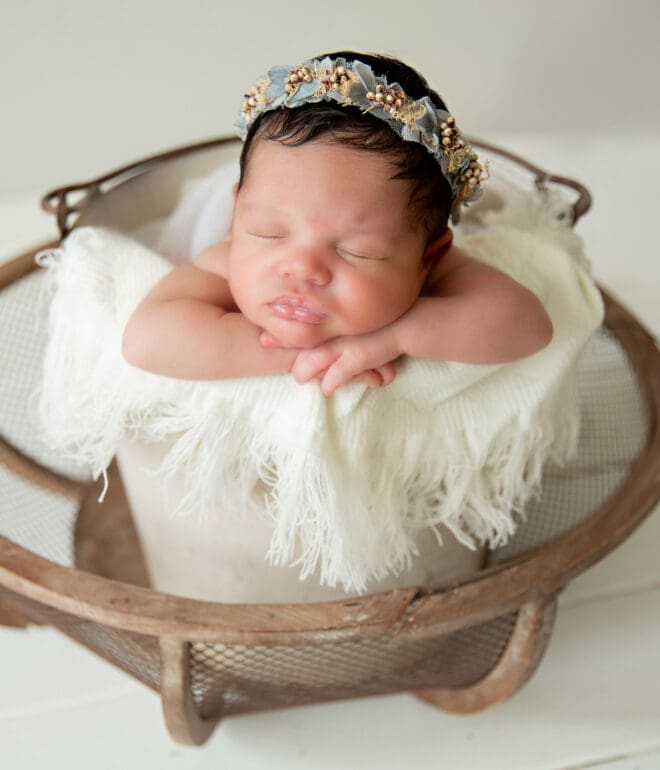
[[122, 51, 553, 394]]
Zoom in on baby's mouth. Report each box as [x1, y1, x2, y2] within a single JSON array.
[[268, 297, 327, 324]]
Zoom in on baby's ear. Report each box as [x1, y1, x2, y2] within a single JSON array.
[[232, 182, 239, 200], [422, 227, 453, 274]]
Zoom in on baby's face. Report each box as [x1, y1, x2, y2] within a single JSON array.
[[228, 137, 433, 349]]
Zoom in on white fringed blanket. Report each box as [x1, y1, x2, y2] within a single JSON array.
[[36, 190, 604, 593]]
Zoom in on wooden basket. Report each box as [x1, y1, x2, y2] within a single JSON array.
[[0, 137, 658, 745]]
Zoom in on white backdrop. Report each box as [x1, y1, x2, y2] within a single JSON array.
[[1, 0, 658, 195]]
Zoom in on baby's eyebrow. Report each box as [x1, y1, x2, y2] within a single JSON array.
[[241, 201, 282, 215], [239, 200, 406, 240]]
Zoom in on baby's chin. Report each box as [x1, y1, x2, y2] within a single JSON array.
[[264, 319, 336, 349]]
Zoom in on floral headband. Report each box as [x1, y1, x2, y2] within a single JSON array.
[[235, 56, 488, 222]]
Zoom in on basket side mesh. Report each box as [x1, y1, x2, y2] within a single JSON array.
[[489, 325, 650, 561], [0, 584, 160, 692], [0, 270, 93, 482], [0, 269, 92, 568], [0, 463, 79, 566], [189, 612, 519, 718]]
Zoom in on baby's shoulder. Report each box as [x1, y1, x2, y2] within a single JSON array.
[[423, 243, 472, 293], [425, 242, 517, 298], [192, 240, 230, 278]]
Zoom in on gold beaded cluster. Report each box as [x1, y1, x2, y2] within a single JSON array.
[[319, 63, 354, 93], [459, 153, 488, 191], [365, 83, 406, 114], [285, 62, 357, 97], [440, 116, 488, 186], [439, 117, 465, 152], [438, 116, 470, 173], [285, 64, 314, 93], [241, 78, 271, 123]]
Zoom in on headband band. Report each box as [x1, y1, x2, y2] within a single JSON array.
[[235, 56, 488, 222]]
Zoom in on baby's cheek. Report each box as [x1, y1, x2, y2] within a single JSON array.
[[227, 274, 257, 318], [350, 278, 417, 330]]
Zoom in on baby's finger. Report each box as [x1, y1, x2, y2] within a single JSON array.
[[320, 361, 364, 396], [343, 362, 397, 393], [292, 348, 337, 383], [376, 361, 397, 387], [350, 370, 383, 388], [259, 331, 281, 348]]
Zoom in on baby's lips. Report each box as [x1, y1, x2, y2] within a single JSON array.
[[268, 297, 327, 324]]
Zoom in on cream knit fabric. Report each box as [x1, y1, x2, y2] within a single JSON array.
[[36, 191, 604, 592]]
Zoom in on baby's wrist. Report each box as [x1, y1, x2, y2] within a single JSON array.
[[389, 315, 410, 358], [284, 348, 299, 373]]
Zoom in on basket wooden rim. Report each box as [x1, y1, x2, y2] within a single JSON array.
[[0, 137, 657, 644]]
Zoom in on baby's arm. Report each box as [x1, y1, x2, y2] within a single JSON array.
[[122, 242, 297, 379], [394, 245, 554, 364], [292, 246, 553, 395]]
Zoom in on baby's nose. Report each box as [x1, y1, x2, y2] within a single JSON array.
[[278, 248, 331, 286]]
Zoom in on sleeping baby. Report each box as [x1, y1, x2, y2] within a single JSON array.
[[121, 50, 553, 391]]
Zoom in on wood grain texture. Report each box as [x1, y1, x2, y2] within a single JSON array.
[[413, 596, 558, 712], [160, 639, 219, 745]]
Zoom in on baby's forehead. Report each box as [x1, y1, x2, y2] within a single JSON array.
[[238, 136, 424, 235], [243, 138, 410, 196], [246, 134, 403, 177]]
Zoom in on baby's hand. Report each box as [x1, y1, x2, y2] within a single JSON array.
[[288, 328, 401, 396], [352, 364, 398, 390], [260, 331, 396, 393]]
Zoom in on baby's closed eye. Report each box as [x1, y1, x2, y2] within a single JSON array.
[[336, 246, 387, 261], [248, 231, 286, 239]]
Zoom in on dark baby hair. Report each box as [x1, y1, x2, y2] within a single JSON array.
[[238, 50, 453, 241]]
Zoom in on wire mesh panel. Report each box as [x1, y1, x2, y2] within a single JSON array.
[[489, 325, 650, 562], [0, 463, 79, 566], [189, 612, 518, 719], [0, 267, 92, 569], [0, 269, 93, 483], [0, 584, 161, 692]]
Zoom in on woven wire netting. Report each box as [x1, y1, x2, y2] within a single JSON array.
[[0, 462, 78, 565], [0, 269, 94, 484], [0, 583, 160, 691], [189, 611, 519, 718], [0, 269, 93, 566], [489, 325, 650, 562]]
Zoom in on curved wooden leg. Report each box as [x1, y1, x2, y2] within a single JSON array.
[[160, 638, 220, 746], [0, 596, 32, 628], [413, 595, 558, 713]]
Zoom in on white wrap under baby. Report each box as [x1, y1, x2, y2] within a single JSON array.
[[36, 165, 604, 601]]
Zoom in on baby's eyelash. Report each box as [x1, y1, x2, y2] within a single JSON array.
[[248, 232, 284, 239], [338, 248, 386, 261]]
